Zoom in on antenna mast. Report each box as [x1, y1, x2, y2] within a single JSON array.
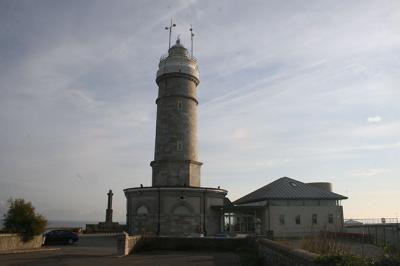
[[190, 25, 194, 58], [165, 19, 176, 50]]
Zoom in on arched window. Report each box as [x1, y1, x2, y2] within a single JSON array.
[[136, 205, 149, 215]]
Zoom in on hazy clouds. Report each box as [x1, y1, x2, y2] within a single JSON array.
[[0, 0, 399, 221]]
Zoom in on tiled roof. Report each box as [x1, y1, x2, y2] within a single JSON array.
[[233, 177, 347, 205]]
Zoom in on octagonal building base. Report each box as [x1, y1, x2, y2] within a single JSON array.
[[124, 186, 227, 236]]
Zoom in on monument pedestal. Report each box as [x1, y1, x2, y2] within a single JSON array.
[[85, 189, 126, 233]]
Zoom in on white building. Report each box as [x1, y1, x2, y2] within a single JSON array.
[[223, 177, 347, 238]]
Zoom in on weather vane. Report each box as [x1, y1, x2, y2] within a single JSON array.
[[165, 19, 176, 50], [190, 25, 195, 58]]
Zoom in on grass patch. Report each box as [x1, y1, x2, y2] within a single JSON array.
[[301, 232, 350, 255]]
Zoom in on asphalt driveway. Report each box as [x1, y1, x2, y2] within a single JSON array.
[[0, 234, 240, 266]]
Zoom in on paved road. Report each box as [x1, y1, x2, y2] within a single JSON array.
[[0, 235, 240, 266]]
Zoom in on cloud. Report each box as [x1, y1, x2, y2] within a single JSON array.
[[367, 116, 382, 123], [254, 158, 292, 168], [231, 129, 246, 140], [328, 142, 400, 154], [1, 0, 400, 220], [351, 169, 391, 177]]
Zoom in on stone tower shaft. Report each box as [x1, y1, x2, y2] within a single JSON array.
[[151, 39, 202, 187]]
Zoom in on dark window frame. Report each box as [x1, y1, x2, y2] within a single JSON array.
[[328, 213, 333, 224], [312, 214, 317, 224], [295, 215, 301, 225]]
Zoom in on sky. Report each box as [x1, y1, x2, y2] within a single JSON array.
[[0, 0, 399, 223]]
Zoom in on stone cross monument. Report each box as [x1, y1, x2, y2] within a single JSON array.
[[105, 189, 113, 223], [124, 36, 227, 236], [85, 189, 124, 233]]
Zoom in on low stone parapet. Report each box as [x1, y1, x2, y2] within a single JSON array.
[[140, 236, 249, 251], [117, 232, 143, 256], [256, 238, 319, 266], [85, 223, 125, 234], [0, 234, 43, 252], [117, 234, 320, 265], [117, 234, 250, 256]]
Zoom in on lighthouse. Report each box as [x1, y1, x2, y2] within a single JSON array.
[[124, 31, 226, 236], [151, 38, 202, 187]]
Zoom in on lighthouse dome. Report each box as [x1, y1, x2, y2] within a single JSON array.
[[156, 38, 199, 83], [168, 38, 188, 56]]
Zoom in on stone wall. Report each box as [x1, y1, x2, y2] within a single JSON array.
[[256, 238, 318, 266], [85, 222, 125, 233], [117, 232, 143, 256], [0, 234, 43, 251], [117, 234, 320, 265], [117, 234, 249, 256], [139, 236, 248, 251]]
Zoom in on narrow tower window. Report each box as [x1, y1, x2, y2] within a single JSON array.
[[177, 100, 182, 110], [177, 140, 183, 151], [295, 215, 301, 225]]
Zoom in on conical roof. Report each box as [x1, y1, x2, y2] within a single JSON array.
[[168, 38, 189, 57]]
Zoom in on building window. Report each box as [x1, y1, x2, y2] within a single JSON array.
[[279, 215, 285, 225], [295, 215, 301, 225], [177, 100, 182, 110], [312, 214, 317, 224], [177, 140, 183, 151], [328, 214, 333, 224]]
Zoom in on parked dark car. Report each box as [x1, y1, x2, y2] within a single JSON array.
[[43, 230, 79, 245]]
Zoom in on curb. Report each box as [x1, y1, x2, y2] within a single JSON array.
[[0, 248, 60, 255]]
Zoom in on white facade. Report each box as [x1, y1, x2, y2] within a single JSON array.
[[267, 200, 344, 238]]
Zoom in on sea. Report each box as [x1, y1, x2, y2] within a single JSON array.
[[1, 219, 123, 229]]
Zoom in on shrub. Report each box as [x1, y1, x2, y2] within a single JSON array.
[[2, 198, 47, 241], [301, 232, 350, 255], [314, 254, 373, 265], [315, 254, 400, 266]]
